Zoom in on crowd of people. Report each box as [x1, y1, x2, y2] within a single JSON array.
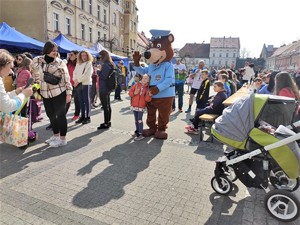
[[1, 44, 300, 146]]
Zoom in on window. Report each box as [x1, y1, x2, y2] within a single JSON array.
[[219, 60, 221, 65], [89, 27, 92, 42], [97, 31, 101, 41], [97, 5, 101, 20], [81, 24, 85, 40], [53, 13, 59, 31], [112, 12, 117, 25], [125, 1, 129, 9], [89, 0, 92, 14], [130, 20, 133, 31], [212, 53, 215, 57], [104, 9, 107, 24], [65, 0, 70, 3], [103, 34, 107, 41], [226, 53, 229, 57], [233, 53, 236, 58], [212, 60, 215, 65], [219, 53, 222, 57], [80, 0, 84, 10], [65, 17, 71, 35]]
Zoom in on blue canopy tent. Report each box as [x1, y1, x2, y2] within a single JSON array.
[[52, 33, 99, 56], [0, 22, 44, 54]]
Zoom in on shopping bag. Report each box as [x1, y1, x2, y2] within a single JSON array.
[[0, 113, 28, 147]]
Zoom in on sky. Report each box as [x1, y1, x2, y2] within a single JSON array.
[[136, 0, 300, 58]]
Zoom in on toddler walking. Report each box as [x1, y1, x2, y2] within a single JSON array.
[[128, 74, 152, 140]]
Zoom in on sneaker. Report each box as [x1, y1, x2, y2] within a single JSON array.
[[82, 117, 91, 124], [46, 124, 52, 130], [178, 109, 183, 112], [49, 139, 67, 148], [45, 136, 60, 144], [132, 130, 139, 137], [185, 108, 191, 113], [97, 123, 109, 130], [72, 115, 79, 121], [186, 126, 199, 135], [75, 117, 85, 124], [134, 135, 145, 141]]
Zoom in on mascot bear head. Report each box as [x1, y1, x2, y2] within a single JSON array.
[[133, 30, 174, 67], [144, 29, 174, 66]]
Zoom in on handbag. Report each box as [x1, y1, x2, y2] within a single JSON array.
[[0, 112, 28, 147], [43, 71, 61, 85]]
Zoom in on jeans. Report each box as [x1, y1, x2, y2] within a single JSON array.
[[100, 92, 111, 124], [78, 84, 91, 118], [172, 83, 184, 110], [133, 110, 144, 135], [66, 86, 80, 116]]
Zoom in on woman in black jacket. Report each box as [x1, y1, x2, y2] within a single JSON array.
[[97, 50, 115, 129]]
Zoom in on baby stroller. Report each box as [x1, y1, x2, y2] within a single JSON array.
[[210, 93, 300, 222]]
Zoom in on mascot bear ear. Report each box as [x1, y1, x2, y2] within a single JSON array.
[[168, 34, 175, 43]]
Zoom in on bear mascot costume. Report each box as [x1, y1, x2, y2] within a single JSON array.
[[133, 29, 175, 139]]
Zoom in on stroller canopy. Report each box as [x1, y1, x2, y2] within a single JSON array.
[[212, 94, 296, 150]]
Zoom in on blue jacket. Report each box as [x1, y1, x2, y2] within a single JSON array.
[[134, 62, 175, 98], [97, 62, 113, 93]]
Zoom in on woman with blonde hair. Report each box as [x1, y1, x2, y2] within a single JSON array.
[[0, 49, 33, 113], [73, 50, 93, 124]]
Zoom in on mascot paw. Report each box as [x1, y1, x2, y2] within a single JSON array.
[[154, 131, 168, 139], [132, 51, 141, 66], [149, 86, 159, 95], [142, 128, 156, 137]]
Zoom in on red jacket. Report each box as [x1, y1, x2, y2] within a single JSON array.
[[16, 68, 31, 88], [129, 82, 152, 109]]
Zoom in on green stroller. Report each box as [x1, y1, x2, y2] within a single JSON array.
[[211, 93, 300, 222]]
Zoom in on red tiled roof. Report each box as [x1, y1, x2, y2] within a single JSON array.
[[179, 43, 210, 58]]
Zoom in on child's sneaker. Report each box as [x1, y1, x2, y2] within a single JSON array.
[[49, 139, 67, 148], [185, 125, 199, 135], [45, 136, 60, 144], [132, 130, 139, 137], [134, 135, 145, 141]]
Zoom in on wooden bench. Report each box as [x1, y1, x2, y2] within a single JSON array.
[[199, 114, 219, 142]]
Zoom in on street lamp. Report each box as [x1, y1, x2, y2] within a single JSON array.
[[122, 46, 134, 59]]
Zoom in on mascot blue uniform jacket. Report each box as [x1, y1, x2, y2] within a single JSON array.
[[132, 29, 175, 140], [134, 62, 175, 98]]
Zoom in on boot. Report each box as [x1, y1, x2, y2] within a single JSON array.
[[154, 130, 168, 139], [142, 128, 157, 137]]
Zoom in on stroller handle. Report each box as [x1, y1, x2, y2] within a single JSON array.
[[264, 133, 300, 151]]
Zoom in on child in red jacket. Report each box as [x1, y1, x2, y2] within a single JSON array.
[[128, 74, 152, 140]]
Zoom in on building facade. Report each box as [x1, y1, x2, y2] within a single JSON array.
[[0, 0, 138, 57], [266, 41, 300, 72], [209, 37, 240, 69]]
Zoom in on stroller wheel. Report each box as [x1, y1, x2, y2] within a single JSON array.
[[264, 189, 300, 222], [270, 168, 300, 192], [211, 175, 233, 195]]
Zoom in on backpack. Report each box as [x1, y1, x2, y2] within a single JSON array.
[[106, 67, 118, 91]]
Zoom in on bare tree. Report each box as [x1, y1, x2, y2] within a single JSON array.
[[240, 48, 251, 58]]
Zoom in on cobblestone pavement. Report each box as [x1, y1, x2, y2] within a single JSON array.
[[0, 89, 299, 225]]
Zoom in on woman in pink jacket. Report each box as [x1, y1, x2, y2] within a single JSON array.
[[16, 57, 32, 116], [128, 74, 152, 140]]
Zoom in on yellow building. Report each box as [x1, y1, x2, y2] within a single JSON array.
[[0, 0, 138, 57]]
